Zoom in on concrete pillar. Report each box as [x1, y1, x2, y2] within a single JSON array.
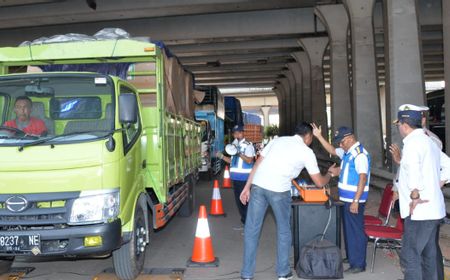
[[279, 78, 292, 135], [283, 70, 297, 133], [292, 52, 312, 122], [298, 37, 329, 139], [344, 0, 383, 167], [287, 62, 303, 125], [261, 106, 271, 127], [273, 87, 285, 134], [444, 0, 450, 152], [315, 4, 352, 133], [383, 0, 426, 166]]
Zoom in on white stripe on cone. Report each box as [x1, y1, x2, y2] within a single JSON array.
[[224, 170, 230, 179], [212, 188, 221, 200], [195, 218, 211, 239]]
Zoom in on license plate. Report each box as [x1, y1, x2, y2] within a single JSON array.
[[0, 234, 40, 252]]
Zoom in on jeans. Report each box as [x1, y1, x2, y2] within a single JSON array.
[[241, 185, 292, 278], [401, 216, 442, 280], [232, 180, 248, 224], [342, 202, 367, 269]]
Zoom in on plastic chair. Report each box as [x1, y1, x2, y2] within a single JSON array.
[[365, 217, 404, 273], [364, 183, 394, 226]]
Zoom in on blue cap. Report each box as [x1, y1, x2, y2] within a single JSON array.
[[393, 110, 422, 125], [333, 126, 353, 144], [232, 125, 244, 132]]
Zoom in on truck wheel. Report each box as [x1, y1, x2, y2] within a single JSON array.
[[178, 175, 196, 217], [113, 204, 147, 280], [0, 257, 13, 274]]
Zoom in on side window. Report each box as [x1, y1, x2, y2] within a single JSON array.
[[0, 95, 6, 124], [120, 86, 141, 151]]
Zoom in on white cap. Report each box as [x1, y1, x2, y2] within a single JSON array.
[[398, 104, 429, 112]]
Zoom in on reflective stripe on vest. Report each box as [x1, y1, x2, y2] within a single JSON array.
[[338, 144, 371, 203], [230, 142, 254, 181]]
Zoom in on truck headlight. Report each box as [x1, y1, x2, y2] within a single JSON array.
[[69, 189, 119, 225]]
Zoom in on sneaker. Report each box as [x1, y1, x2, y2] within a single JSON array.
[[278, 271, 293, 280], [344, 267, 365, 274], [233, 225, 244, 231]]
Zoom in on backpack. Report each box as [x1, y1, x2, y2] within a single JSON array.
[[296, 237, 343, 279]]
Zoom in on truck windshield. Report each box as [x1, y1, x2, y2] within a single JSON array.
[[0, 74, 115, 146]]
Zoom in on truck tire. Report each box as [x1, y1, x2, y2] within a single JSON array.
[[113, 204, 147, 280], [0, 257, 13, 274], [178, 175, 196, 217]]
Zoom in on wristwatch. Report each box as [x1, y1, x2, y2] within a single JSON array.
[[352, 199, 359, 203]]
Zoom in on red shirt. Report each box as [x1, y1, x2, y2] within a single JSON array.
[[4, 117, 47, 136]]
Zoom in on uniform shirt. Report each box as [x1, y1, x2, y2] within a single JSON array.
[[335, 142, 370, 203], [440, 151, 450, 184], [423, 127, 443, 150], [252, 135, 320, 192], [4, 117, 47, 136], [230, 138, 255, 181], [398, 129, 446, 220]]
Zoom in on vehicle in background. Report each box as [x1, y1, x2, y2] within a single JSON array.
[[195, 86, 225, 176], [427, 89, 445, 151], [224, 96, 243, 142], [0, 38, 201, 280]]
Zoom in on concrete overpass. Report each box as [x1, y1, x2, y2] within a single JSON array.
[[0, 0, 447, 169]]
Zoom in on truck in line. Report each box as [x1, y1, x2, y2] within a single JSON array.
[[0, 38, 201, 279], [195, 86, 225, 176]]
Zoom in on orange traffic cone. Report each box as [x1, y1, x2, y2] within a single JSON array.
[[223, 165, 231, 188], [187, 205, 219, 267], [210, 180, 226, 217]]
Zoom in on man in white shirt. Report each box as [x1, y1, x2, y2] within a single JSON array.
[[394, 108, 445, 280], [238, 122, 340, 280]]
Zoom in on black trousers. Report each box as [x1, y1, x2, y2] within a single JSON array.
[[232, 180, 248, 224], [401, 216, 442, 280]]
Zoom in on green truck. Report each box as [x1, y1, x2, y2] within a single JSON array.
[[0, 39, 201, 279]]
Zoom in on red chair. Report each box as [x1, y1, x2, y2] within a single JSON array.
[[365, 217, 404, 272], [364, 183, 394, 226]]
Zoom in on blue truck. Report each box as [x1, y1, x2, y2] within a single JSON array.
[[224, 96, 244, 137], [195, 86, 225, 176]]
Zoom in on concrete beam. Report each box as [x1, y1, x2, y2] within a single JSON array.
[[186, 62, 289, 73], [287, 62, 303, 124], [292, 52, 312, 122], [315, 4, 352, 132], [196, 79, 277, 86], [179, 52, 294, 65], [444, 0, 450, 151], [283, 70, 297, 133], [194, 71, 283, 80], [168, 38, 301, 54], [344, 0, 384, 167], [0, 7, 324, 46], [217, 83, 275, 89]]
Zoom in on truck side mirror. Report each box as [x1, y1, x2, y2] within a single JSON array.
[[119, 93, 138, 124]]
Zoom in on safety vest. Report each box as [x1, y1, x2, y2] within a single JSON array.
[[338, 144, 371, 203], [230, 140, 254, 181]]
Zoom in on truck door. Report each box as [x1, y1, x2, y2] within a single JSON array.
[[119, 85, 145, 219]]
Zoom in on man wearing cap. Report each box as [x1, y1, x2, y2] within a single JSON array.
[[312, 123, 370, 274], [239, 122, 340, 280], [392, 107, 445, 280], [389, 104, 448, 280], [218, 124, 255, 228]]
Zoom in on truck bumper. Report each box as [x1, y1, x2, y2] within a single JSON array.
[[0, 219, 122, 257]]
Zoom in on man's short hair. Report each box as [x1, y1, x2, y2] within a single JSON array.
[[400, 118, 422, 129], [15, 96, 32, 106], [294, 122, 313, 137]]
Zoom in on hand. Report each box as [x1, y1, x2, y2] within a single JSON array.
[[327, 163, 340, 177], [392, 191, 399, 202], [240, 187, 251, 205], [350, 201, 359, 214], [216, 151, 224, 159], [389, 144, 401, 165], [311, 123, 322, 138], [409, 198, 429, 215]]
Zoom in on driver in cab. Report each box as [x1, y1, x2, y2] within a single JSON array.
[[3, 96, 47, 136]]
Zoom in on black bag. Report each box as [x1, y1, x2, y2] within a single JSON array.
[[296, 237, 343, 279]]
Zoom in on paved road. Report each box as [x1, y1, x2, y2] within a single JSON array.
[[11, 177, 409, 280]]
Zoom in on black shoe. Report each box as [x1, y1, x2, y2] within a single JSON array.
[[241, 278, 252, 280], [344, 267, 365, 274], [278, 272, 293, 280]]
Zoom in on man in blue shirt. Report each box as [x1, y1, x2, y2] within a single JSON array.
[[312, 124, 370, 274]]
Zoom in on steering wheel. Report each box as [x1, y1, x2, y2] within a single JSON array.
[[0, 126, 26, 137]]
